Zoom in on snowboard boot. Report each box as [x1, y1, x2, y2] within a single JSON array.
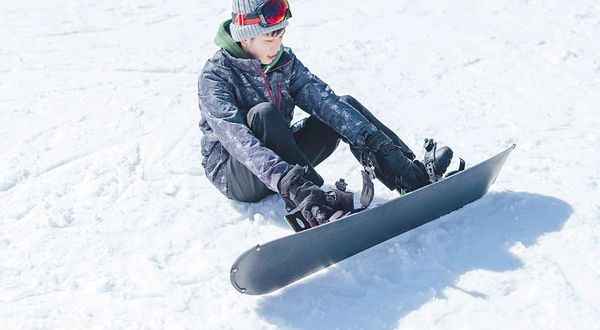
[[417, 138, 464, 183], [360, 130, 430, 193]]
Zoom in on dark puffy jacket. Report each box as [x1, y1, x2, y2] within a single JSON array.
[[198, 46, 376, 197]]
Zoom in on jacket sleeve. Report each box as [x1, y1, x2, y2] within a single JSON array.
[[198, 69, 292, 193], [288, 53, 377, 148]]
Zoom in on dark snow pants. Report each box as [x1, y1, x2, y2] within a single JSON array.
[[226, 95, 414, 202]]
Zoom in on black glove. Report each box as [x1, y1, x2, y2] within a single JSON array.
[[365, 130, 428, 192], [278, 165, 336, 227]]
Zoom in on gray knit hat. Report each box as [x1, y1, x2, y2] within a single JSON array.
[[230, 0, 290, 42]]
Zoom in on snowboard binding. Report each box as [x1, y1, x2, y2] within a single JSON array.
[[420, 138, 465, 183], [284, 173, 375, 232], [284, 139, 466, 232]]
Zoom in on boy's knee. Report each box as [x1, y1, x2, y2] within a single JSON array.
[[340, 94, 369, 117], [247, 102, 278, 124], [340, 95, 361, 107], [339, 95, 354, 104]]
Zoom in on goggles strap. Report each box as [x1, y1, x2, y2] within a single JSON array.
[[232, 12, 263, 26]]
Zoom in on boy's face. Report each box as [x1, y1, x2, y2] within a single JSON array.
[[241, 31, 285, 65]]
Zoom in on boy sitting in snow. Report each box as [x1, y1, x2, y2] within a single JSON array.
[[198, 0, 451, 227]]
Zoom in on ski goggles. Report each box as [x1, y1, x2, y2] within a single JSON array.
[[232, 0, 292, 28]]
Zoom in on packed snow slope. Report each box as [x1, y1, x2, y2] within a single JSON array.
[[1, 0, 599, 329]]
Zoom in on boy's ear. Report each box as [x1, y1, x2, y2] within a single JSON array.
[[240, 39, 249, 47]]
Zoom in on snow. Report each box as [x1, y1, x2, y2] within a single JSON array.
[[1, 0, 599, 329]]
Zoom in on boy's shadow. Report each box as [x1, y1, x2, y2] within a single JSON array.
[[254, 191, 573, 330]]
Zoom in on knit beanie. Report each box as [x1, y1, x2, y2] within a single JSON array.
[[230, 0, 290, 42]]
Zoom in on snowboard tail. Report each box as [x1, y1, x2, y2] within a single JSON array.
[[231, 145, 516, 295]]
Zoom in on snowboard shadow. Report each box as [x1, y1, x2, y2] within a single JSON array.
[[255, 191, 573, 330]]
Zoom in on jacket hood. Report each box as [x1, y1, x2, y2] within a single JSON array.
[[214, 19, 284, 72], [214, 20, 250, 60]]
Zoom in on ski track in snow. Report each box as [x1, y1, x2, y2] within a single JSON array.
[[1, 0, 600, 329]]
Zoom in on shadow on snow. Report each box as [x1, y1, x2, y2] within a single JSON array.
[[254, 191, 573, 330]]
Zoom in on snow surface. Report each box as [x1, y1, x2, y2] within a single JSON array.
[[1, 0, 600, 329]]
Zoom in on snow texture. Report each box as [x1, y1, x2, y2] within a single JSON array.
[[1, 0, 599, 329]]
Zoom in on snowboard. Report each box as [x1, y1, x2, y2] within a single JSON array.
[[230, 144, 516, 295]]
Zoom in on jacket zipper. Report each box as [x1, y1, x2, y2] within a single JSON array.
[[277, 82, 282, 112], [253, 63, 275, 106]]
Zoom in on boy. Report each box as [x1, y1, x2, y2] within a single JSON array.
[[198, 0, 449, 227]]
